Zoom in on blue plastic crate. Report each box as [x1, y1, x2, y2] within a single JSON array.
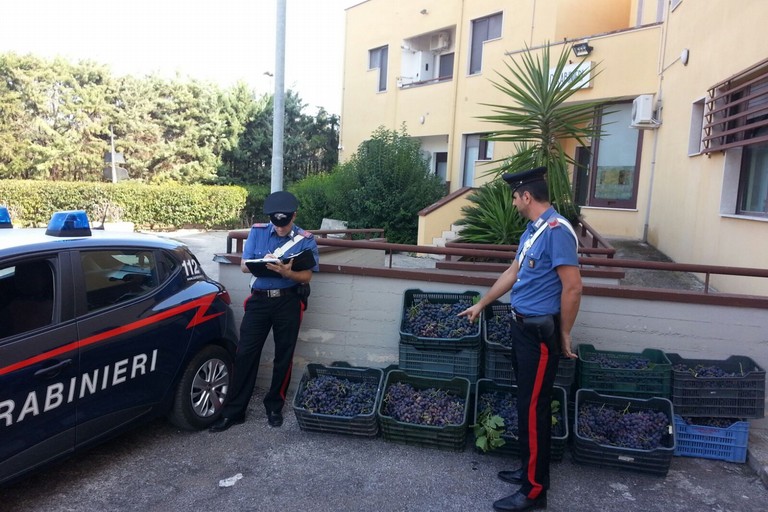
[[673, 415, 749, 463]]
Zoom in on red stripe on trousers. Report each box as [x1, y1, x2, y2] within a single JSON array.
[[527, 342, 549, 499]]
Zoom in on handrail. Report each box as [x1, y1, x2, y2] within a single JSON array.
[[226, 228, 384, 253], [223, 229, 768, 295]]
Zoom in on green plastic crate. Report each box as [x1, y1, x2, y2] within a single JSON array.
[[473, 379, 568, 461], [378, 370, 470, 451], [667, 353, 765, 419], [573, 389, 676, 476], [292, 363, 383, 437], [399, 343, 482, 383], [578, 344, 672, 399], [399, 289, 481, 350]]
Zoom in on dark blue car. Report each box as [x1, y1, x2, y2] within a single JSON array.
[[0, 209, 238, 485]]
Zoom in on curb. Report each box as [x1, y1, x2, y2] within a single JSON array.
[[748, 428, 768, 488]]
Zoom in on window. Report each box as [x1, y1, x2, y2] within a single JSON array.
[[0, 260, 55, 338], [369, 45, 388, 92], [462, 133, 494, 186], [582, 103, 643, 209], [688, 98, 706, 155], [435, 152, 448, 182], [81, 250, 159, 311], [469, 13, 502, 75], [438, 53, 454, 80], [704, 59, 768, 217], [738, 127, 768, 216]]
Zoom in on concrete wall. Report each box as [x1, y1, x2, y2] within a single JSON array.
[[221, 261, 768, 426]]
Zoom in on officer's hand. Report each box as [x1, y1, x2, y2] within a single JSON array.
[[458, 304, 481, 323], [561, 333, 577, 359], [266, 258, 293, 277]]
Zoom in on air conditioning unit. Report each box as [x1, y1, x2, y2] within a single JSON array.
[[429, 32, 450, 52], [631, 94, 659, 128]]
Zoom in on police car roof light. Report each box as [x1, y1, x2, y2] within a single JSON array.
[[45, 210, 92, 237], [0, 205, 12, 229]]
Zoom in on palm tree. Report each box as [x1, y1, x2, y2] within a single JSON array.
[[478, 43, 606, 222]]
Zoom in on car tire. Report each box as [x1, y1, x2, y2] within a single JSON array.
[[169, 345, 232, 430]]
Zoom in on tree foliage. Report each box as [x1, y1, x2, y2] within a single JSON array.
[[478, 43, 606, 223], [293, 126, 445, 244], [0, 52, 338, 185]]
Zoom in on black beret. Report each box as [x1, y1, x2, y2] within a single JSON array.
[[502, 166, 547, 193], [263, 191, 299, 214]]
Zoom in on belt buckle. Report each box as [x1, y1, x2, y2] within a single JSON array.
[[511, 309, 524, 323], [267, 289, 281, 298]]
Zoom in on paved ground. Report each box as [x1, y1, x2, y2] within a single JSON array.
[[2, 231, 765, 511]]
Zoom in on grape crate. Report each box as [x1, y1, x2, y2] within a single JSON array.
[[578, 344, 672, 399], [292, 364, 383, 437], [399, 289, 481, 350]]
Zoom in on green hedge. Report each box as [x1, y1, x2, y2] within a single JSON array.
[[0, 180, 248, 230]]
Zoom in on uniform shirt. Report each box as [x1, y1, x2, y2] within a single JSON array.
[[511, 206, 578, 316], [243, 223, 320, 290]]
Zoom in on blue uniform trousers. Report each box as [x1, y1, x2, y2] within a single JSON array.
[[223, 290, 303, 418], [509, 313, 561, 499]]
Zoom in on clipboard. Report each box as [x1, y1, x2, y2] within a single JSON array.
[[244, 249, 316, 278]]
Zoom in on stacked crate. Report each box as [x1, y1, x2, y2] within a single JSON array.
[[666, 353, 765, 463], [577, 344, 672, 399], [398, 289, 482, 385], [483, 301, 576, 388]]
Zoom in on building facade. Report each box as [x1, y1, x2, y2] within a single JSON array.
[[340, 0, 768, 295]]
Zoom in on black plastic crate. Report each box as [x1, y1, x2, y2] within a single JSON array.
[[399, 289, 481, 350], [292, 363, 383, 437], [578, 344, 672, 399], [573, 389, 676, 476], [667, 353, 765, 419], [378, 370, 470, 451], [399, 343, 482, 383], [673, 415, 749, 463], [473, 379, 568, 461]]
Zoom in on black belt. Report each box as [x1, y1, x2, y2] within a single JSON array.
[[251, 286, 297, 298]]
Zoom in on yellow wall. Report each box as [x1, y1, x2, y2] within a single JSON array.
[[341, 0, 768, 295]]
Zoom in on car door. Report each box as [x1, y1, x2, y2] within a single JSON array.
[[73, 248, 195, 445], [0, 254, 80, 485]]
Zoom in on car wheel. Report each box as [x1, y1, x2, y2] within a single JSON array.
[[169, 345, 232, 430]]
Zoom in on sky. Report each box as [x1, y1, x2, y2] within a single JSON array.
[[0, 0, 361, 115]]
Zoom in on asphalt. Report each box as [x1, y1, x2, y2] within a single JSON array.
[[1, 230, 765, 512]]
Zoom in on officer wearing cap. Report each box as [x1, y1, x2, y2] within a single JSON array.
[[460, 167, 582, 512], [210, 191, 319, 431]]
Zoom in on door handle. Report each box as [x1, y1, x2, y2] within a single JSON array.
[[34, 359, 73, 379]]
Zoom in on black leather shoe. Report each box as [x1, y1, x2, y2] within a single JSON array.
[[493, 491, 547, 511], [498, 468, 524, 484], [208, 415, 245, 433], [267, 411, 283, 427]]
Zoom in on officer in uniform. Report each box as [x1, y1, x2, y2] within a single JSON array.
[[459, 167, 582, 512], [210, 191, 319, 431]]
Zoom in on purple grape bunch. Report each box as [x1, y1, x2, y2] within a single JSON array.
[[403, 299, 475, 339], [486, 311, 513, 347], [478, 391, 565, 438], [673, 363, 737, 378], [297, 374, 378, 417], [383, 382, 465, 426], [681, 417, 739, 428], [585, 353, 652, 370], [577, 402, 669, 450]]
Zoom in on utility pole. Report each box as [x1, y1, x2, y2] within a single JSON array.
[[110, 126, 117, 184], [270, 0, 287, 192]]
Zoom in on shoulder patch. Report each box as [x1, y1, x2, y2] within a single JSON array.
[[547, 218, 560, 228], [252, 223, 269, 228]]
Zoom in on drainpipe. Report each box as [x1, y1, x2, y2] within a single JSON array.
[[643, 0, 672, 243]]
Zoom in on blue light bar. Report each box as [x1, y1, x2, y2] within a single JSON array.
[[45, 210, 92, 237], [0, 205, 12, 229]]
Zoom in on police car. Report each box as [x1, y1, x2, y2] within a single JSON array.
[[0, 208, 238, 485]]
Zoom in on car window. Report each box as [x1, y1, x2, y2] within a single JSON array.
[[80, 249, 159, 311], [0, 260, 55, 338]]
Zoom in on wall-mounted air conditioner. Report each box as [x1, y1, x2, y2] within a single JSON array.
[[631, 94, 659, 129], [429, 32, 450, 52]]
